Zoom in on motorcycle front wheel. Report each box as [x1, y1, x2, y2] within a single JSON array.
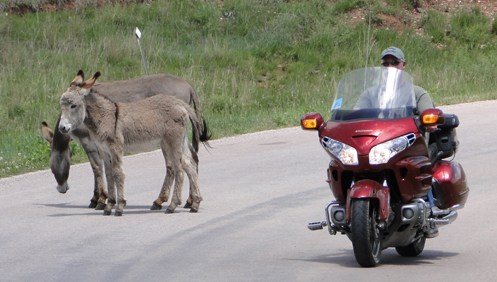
[[351, 198, 382, 267]]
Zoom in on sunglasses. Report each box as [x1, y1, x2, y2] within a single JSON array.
[[381, 61, 402, 67]]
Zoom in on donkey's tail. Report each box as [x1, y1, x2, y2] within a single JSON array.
[[189, 86, 211, 152], [186, 105, 211, 153], [189, 87, 202, 130]]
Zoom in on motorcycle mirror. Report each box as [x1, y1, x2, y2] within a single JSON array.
[[301, 112, 324, 130], [420, 108, 445, 126]]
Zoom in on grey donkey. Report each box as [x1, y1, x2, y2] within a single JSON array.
[[41, 72, 209, 210], [57, 70, 207, 216]]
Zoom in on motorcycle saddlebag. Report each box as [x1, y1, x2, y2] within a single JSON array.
[[432, 160, 469, 209]]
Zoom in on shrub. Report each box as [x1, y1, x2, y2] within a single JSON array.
[[450, 7, 490, 49], [492, 19, 497, 35], [334, 0, 365, 14], [420, 10, 447, 44]]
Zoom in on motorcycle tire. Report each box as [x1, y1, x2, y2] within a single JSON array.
[[351, 198, 382, 267], [395, 236, 426, 257]]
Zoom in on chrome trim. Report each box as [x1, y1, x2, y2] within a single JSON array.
[[428, 211, 458, 226], [307, 201, 343, 235], [406, 133, 416, 147], [325, 201, 341, 235], [432, 204, 462, 217], [400, 198, 428, 225], [330, 205, 347, 225]]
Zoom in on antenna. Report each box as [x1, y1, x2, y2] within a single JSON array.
[[364, 0, 374, 90], [365, 0, 373, 69], [134, 27, 150, 76]]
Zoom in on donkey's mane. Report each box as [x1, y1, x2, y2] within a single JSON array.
[[87, 88, 120, 133], [52, 114, 71, 152]]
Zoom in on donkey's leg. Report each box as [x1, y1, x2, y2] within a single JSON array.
[[75, 130, 108, 209], [98, 150, 114, 210], [164, 141, 185, 214], [182, 138, 202, 213], [165, 166, 184, 213], [183, 139, 199, 209], [103, 146, 126, 216], [112, 150, 127, 217], [151, 145, 174, 210], [183, 157, 202, 212], [184, 194, 193, 209]]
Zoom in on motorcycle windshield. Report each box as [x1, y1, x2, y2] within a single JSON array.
[[330, 67, 416, 121]]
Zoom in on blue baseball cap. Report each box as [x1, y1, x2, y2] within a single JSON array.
[[381, 47, 405, 61]]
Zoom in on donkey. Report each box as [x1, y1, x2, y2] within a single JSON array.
[[58, 70, 204, 216], [41, 73, 207, 210]]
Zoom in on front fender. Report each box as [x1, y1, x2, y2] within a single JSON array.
[[346, 179, 389, 221]]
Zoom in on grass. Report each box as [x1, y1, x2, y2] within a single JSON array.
[[1, 0, 497, 178]]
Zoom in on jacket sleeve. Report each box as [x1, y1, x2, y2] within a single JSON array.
[[414, 86, 435, 113]]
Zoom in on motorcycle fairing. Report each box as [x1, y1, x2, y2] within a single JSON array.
[[321, 118, 422, 157], [323, 117, 432, 206], [395, 156, 433, 202]]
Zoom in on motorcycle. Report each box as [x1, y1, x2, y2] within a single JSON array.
[[301, 67, 469, 267]]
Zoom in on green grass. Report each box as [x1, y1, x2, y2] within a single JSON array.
[[1, 0, 497, 178]]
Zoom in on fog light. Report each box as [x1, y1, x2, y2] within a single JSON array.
[[333, 210, 345, 222], [403, 208, 414, 219]]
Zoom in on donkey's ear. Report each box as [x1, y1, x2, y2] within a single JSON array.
[[81, 71, 101, 95], [70, 70, 85, 87], [40, 121, 54, 145], [82, 71, 101, 89]]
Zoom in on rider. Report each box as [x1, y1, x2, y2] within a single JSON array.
[[358, 46, 435, 114], [380, 47, 441, 237], [355, 47, 439, 236]]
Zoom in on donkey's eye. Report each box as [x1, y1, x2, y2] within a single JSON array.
[[71, 105, 77, 109]]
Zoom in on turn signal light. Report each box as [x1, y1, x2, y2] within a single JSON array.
[[420, 108, 445, 126], [302, 119, 318, 129], [301, 112, 324, 130], [422, 114, 439, 124]]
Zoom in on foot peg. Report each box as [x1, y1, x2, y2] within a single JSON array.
[[432, 204, 461, 217], [308, 221, 327, 231]]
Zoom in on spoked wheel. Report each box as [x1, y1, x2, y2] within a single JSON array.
[[351, 199, 382, 267], [395, 236, 426, 257]]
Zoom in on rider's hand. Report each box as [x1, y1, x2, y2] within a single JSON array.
[[426, 126, 437, 133]]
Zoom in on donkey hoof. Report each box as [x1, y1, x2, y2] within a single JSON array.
[[165, 209, 174, 214], [103, 210, 112, 216], [189, 208, 198, 213], [150, 202, 162, 210], [184, 202, 192, 209], [88, 201, 98, 209], [95, 203, 107, 210], [115, 211, 123, 216]]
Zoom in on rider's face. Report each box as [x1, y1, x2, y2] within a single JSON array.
[[381, 55, 406, 70]]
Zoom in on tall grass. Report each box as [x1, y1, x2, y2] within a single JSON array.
[[1, 0, 497, 177]]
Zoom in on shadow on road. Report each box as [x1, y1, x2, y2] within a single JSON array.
[[294, 248, 459, 268], [381, 249, 459, 265], [33, 202, 193, 216]]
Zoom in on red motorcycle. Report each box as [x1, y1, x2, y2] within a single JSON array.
[[301, 67, 469, 267]]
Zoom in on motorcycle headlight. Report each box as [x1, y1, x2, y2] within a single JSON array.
[[322, 137, 358, 165], [369, 133, 416, 165]]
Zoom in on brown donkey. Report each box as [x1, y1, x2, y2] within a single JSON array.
[[58, 70, 204, 216], [41, 73, 208, 210]]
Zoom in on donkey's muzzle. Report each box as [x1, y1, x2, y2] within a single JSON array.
[[57, 183, 70, 194]]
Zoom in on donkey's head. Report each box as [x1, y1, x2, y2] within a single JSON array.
[[40, 119, 72, 193], [59, 70, 101, 134]]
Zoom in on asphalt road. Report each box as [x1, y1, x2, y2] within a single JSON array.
[[1, 100, 496, 281]]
